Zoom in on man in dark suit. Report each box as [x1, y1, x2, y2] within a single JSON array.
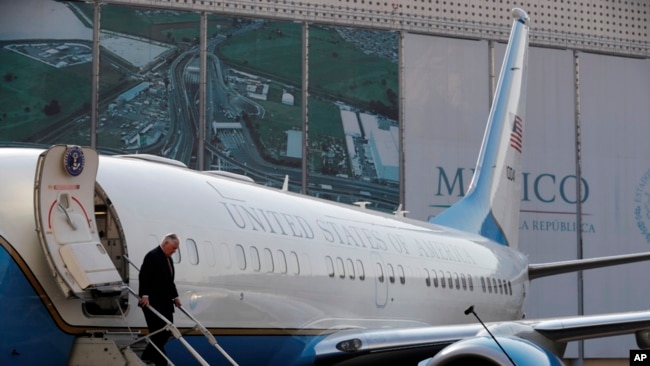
[[138, 233, 182, 365]]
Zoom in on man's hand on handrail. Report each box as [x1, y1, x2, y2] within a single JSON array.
[[138, 295, 149, 307]]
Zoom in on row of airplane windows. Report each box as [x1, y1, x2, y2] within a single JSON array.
[[174, 240, 408, 286], [173, 240, 511, 295], [424, 269, 513, 296], [171, 239, 302, 274], [325, 256, 408, 285], [325, 256, 512, 296]]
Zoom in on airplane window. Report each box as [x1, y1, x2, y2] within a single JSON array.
[[424, 269, 431, 287], [387, 264, 395, 284], [487, 277, 492, 293], [432, 270, 438, 288], [277, 250, 287, 274], [186, 238, 199, 265], [492, 278, 498, 294], [235, 244, 246, 270], [468, 275, 474, 291], [461, 274, 467, 290], [289, 251, 300, 275], [398, 265, 405, 285], [356, 260, 365, 281], [171, 244, 181, 264], [336, 257, 345, 279], [508, 281, 513, 296], [263, 248, 274, 273], [439, 270, 445, 288], [326, 256, 335, 278], [446, 271, 453, 289], [376, 263, 384, 283], [454, 273, 460, 289], [498, 279, 503, 294], [346, 258, 355, 279], [481, 277, 486, 292], [250, 247, 261, 272]]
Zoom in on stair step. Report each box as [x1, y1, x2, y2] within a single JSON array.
[[122, 346, 148, 365]]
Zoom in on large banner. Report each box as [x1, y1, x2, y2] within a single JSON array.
[[403, 34, 489, 220], [0, 0, 399, 210], [579, 52, 650, 357], [504, 45, 581, 357], [403, 30, 650, 358]]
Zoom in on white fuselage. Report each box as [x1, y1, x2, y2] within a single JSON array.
[[0, 148, 528, 335]]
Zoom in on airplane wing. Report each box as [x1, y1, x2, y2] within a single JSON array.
[[533, 311, 650, 344], [312, 311, 650, 365], [528, 252, 650, 280], [311, 249, 650, 365]]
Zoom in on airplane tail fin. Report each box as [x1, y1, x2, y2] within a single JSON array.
[[430, 9, 530, 249]]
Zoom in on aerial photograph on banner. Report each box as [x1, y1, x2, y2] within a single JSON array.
[[0, 0, 399, 210]]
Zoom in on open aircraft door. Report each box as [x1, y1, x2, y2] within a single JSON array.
[[34, 145, 124, 300]]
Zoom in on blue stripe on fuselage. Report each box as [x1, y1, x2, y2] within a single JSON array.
[[0, 241, 324, 365], [166, 334, 324, 365], [0, 244, 75, 365]]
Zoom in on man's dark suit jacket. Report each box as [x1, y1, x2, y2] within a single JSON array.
[[139, 245, 179, 317]]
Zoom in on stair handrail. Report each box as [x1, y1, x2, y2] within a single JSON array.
[[177, 305, 239, 366], [123, 255, 238, 365], [127, 326, 174, 366], [125, 286, 210, 366]]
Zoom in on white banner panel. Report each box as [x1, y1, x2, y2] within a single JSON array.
[[403, 33, 580, 355], [505, 45, 581, 358], [579, 53, 650, 358], [402, 31, 650, 360], [403, 33, 489, 221]]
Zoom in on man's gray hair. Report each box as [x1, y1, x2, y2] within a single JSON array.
[[161, 233, 180, 245]]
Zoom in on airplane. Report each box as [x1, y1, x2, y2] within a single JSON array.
[[2, 8, 650, 366]]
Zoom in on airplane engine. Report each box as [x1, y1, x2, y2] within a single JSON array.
[[426, 336, 565, 366]]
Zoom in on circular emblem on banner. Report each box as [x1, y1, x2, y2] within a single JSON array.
[[634, 169, 650, 243], [63, 145, 85, 177]]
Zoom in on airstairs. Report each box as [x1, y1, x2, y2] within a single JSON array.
[[68, 259, 238, 366], [123, 287, 239, 366]]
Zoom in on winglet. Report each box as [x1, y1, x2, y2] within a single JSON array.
[[430, 8, 530, 248]]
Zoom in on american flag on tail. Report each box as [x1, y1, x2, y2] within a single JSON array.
[[510, 115, 523, 153]]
